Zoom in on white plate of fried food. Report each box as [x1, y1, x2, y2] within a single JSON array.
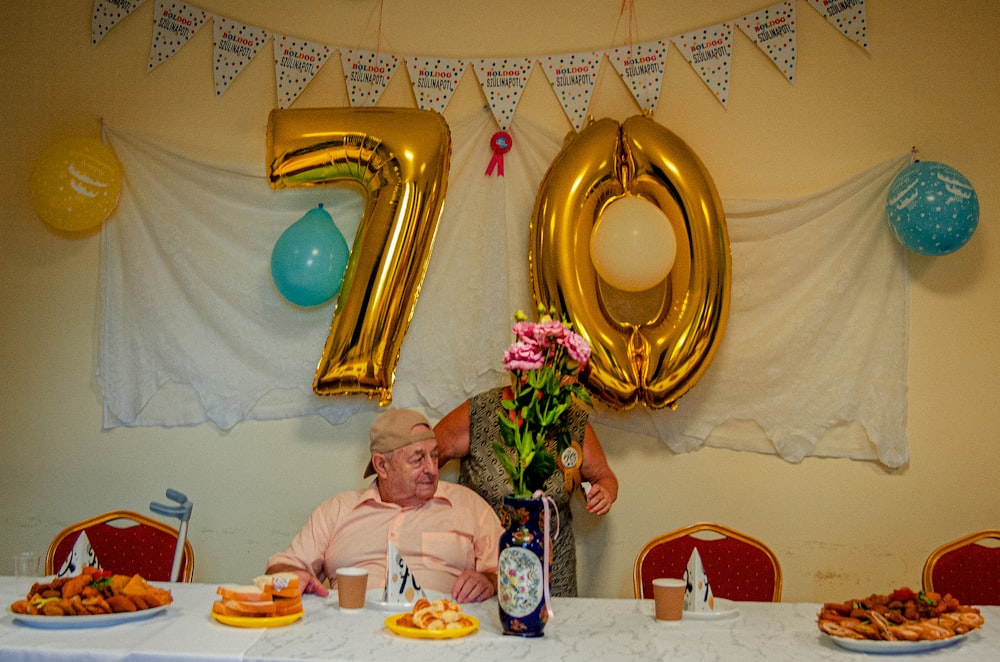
[[10, 604, 168, 629], [817, 587, 984, 654], [9, 568, 172, 629], [385, 597, 479, 640]]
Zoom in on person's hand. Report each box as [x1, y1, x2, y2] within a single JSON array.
[[285, 569, 328, 597], [584, 481, 615, 515], [266, 564, 329, 597], [450, 569, 496, 603]]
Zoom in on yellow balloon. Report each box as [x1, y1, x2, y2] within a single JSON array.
[[30, 136, 122, 232], [530, 115, 730, 410], [590, 195, 677, 291], [267, 108, 451, 404]]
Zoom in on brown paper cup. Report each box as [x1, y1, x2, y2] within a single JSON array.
[[652, 578, 685, 621], [336, 567, 369, 610]]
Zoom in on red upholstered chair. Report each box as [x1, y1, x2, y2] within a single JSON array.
[[633, 522, 782, 601], [45, 510, 194, 582], [922, 530, 1000, 606]]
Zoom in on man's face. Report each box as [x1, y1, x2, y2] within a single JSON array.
[[374, 433, 439, 507]]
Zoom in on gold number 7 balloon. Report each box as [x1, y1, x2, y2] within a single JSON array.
[[267, 108, 451, 404]]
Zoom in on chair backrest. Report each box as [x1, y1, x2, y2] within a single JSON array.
[[633, 522, 782, 601], [45, 510, 194, 582], [922, 529, 1000, 605]]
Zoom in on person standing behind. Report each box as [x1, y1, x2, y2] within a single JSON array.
[[435, 386, 618, 597], [266, 408, 501, 603]]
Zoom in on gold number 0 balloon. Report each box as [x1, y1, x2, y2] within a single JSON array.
[[267, 108, 451, 403], [530, 115, 730, 409]]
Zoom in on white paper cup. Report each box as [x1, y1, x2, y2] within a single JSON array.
[[14, 551, 41, 597], [652, 577, 685, 621], [335, 567, 369, 610]]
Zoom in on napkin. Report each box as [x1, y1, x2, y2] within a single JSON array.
[[382, 539, 426, 604], [683, 547, 715, 612], [56, 531, 102, 578]]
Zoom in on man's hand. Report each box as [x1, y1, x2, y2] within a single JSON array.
[[450, 569, 496, 603], [266, 565, 329, 597]]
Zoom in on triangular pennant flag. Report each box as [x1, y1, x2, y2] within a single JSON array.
[[539, 51, 602, 132], [92, 0, 147, 46], [607, 39, 669, 113], [212, 17, 271, 97], [55, 531, 102, 578], [682, 548, 715, 612], [273, 35, 332, 109], [806, 0, 869, 52], [473, 57, 534, 131], [405, 56, 466, 113], [736, 1, 797, 84], [671, 22, 734, 108], [383, 539, 426, 605], [147, 1, 209, 72], [341, 48, 400, 107]]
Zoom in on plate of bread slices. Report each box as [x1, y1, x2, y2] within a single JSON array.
[[211, 573, 304, 628], [385, 597, 479, 640]]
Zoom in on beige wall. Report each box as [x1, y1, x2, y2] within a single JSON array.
[[2, 0, 997, 602]]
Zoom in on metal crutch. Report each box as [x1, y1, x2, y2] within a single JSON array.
[[150, 489, 193, 582]]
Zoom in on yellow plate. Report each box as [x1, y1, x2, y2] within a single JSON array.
[[211, 610, 304, 628], [384, 613, 479, 639]]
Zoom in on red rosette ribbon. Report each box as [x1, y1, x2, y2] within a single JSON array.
[[485, 131, 512, 177]]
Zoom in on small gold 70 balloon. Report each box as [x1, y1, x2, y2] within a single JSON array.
[[530, 115, 730, 410], [267, 108, 451, 404]]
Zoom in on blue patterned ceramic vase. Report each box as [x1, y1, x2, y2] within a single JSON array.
[[497, 495, 548, 636]]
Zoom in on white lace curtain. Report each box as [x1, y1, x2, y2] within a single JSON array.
[[99, 116, 909, 467]]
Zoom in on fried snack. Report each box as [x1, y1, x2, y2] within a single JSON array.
[[107, 595, 138, 613], [398, 598, 474, 631], [817, 587, 985, 642], [10, 570, 171, 618], [60, 574, 92, 600]]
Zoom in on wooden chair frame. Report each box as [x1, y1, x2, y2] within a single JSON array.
[[922, 529, 1000, 597], [45, 510, 195, 582], [633, 522, 782, 601]]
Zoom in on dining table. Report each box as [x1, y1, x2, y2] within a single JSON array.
[[1, 576, 997, 661]]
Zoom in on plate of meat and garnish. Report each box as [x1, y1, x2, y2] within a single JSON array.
[[817, 586, 984, 654]]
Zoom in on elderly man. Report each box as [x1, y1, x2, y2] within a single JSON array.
[[266, 409, 501, 603]]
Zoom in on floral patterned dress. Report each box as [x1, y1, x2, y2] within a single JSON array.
[[461, 387, 588, 597]]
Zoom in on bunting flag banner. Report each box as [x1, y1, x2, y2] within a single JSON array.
[[93, 2, 876, 112], [92, 0, 147, 46], [607, 39, 669, 112], [539, 51, 603, 132], [273, 35, 332, 109], [405, 56, 466, 113], [671, 22, 734, 108], [806, 0, 869, 52], [212, 17, 271, 97], [736, 1, 797, 84], [340, 49, 401, 107], [147, 1, 209, 72], [473, 57, 534, 131]]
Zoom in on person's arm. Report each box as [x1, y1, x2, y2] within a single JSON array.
[[433, 400, 472, 466], [264, 500, 339, 597], [580, 423, 618, 515]]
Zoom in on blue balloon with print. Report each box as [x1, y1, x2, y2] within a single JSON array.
[[886, 161, 979, 256], [271, 204, 350, 307]]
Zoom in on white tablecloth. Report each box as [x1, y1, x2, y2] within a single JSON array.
[[2, 577, 997, 661]]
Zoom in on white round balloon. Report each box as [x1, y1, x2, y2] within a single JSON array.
[[590, 196, 677, 291]]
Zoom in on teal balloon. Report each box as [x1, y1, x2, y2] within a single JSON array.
[[886, 161, 979, 256], [271, 204, 350, 306]]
